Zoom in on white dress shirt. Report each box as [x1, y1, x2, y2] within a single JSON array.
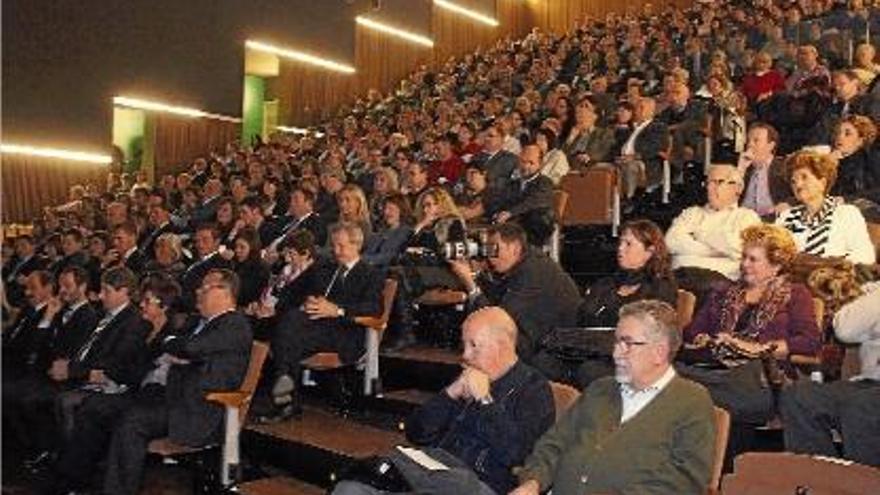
[[619, 365, 677, 424]]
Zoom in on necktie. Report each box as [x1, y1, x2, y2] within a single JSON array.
[[191, 319, 207, 337], [324, 265, 349, 297], [76, 314, 114, 362]]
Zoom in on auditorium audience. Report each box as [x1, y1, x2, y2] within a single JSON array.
[[333, 307, 554, 495], [738, 122, 791, 217], [680, 224, 821, 427], [4, 1, 880, 490], [449, 223, 580, 363], [511, 300, 716, 495], [776, 150, 876, 264], [533, 219, 677, 387], [667, 164, 762, 300], [267, 223, 383, 420]]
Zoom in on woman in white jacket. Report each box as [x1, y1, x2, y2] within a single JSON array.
[[535, 127, 570, 186], [776, 150, 876, 265]]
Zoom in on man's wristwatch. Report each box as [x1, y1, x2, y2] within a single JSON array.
[[336, 307, 345, 318]]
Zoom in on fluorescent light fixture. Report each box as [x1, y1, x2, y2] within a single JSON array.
[[433, 0, 499, 26], [276, 126, 325, 138], [245, 40, 356, 74], [355, 16, 435, 47], [113, 96, 242, 122], [0, 143, 112, 164]]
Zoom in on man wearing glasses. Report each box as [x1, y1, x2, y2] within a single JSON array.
[[101, 269, 252, 495], [510, 300, 716, 495], [665, 164, 761, 302]]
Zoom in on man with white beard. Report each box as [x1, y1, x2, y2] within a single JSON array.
[[510, 300, 716, 495]]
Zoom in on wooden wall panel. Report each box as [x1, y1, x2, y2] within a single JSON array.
[[272, 0, 695, 127], [151, 115, 240, 177], [1, 155, 107, 224]]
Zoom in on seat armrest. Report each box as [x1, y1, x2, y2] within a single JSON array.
[[205, 391, 250, 408], [355, 316, 385, 330]]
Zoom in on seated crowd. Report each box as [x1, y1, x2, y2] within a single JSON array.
[[3, 0, 880, 493]]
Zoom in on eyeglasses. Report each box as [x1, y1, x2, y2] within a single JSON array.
[[197, 283, 227, 293], [614, 337, 651, 352], [708, 178, 738, 186]]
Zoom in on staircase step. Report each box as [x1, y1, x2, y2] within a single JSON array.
[[238, 476, 325, 495], [382, 345, 460, 366], [248, 405, 404, 459], [382, 388, 436, 407], [380, 345, 461, 392]]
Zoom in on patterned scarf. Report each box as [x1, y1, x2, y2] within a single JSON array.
[[713, 276, 792, 367], [782, 196, 838, 256]]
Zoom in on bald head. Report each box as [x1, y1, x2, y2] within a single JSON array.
[[461, 307, 518, 380]]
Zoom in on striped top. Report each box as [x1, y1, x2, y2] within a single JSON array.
[[776, 197, 876, 264]]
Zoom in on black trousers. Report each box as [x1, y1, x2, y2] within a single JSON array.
[[2, 374, 69, 454], [676, 361, 774, 424], [54, 387, 164, 491], [103, 396, 169, 495], [780, 379, 880, 467], [271, 308, 365, 380]]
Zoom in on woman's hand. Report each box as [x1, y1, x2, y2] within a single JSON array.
[[617, 284, 640, 297]]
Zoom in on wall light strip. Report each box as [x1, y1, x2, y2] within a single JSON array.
[[433, 0, 499, 26], [276, 126, 325, 138], [355, 16, 435, 47], [0, 143, 112, 164], [245, 40, 356, 74], [113, 96, 242, 122]]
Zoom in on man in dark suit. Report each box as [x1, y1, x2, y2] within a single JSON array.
[[656, 82, 708, 176], [449, 223, 581, 364], [2, 266, 98, 463], [265, 187, 327, 263], [102, 268, 252, 495], [491, 142, 555, 246], [49, 267, 151, 436], [2, 270, 54, 379], [268, 222, 384, 420], [236, 195, 282, 247], [810, 69, 880, 145], [49, 229, 91, 278], [139, 192, 177, 259], [3, 235, 48, 308], [474, 123, 519, 197], [618, 97, 670, 198], [190, 178, 224, 225], [181, 223, 234, 310], [109, 222, 148, 275]]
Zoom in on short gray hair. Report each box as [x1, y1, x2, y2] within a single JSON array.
[[619, 300, 681, 360], [709, 163, 744, 188]]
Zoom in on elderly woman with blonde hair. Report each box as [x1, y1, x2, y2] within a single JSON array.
[[679, 223, 822, 424], [775, 150, 876, 264]]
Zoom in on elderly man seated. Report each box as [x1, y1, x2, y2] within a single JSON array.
[[509, 300, 716, 495], [332, 307, 555, 495], [665, 164, 762, 302]]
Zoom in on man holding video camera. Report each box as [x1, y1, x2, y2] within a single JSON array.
[[449, 223, 581, 362]]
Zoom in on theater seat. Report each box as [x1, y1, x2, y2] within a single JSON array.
[[147, 340, 270, 491], [720, 452, 880, 495], [301, 278, 398, 396], [549, 381, 580, 421]]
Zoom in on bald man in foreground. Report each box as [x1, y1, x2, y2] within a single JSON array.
[[333, 307, 555, 495]]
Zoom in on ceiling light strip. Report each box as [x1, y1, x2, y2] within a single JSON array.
[[113, 96, 241, 122], [355, 16, 435, 47], [245, 40, 356, 74], [276, 126, 325, 138], [433, 0, 499, 26], [0, 143, 112, 164]]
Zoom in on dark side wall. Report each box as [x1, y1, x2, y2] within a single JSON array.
[[2, 0, 371, 151]]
